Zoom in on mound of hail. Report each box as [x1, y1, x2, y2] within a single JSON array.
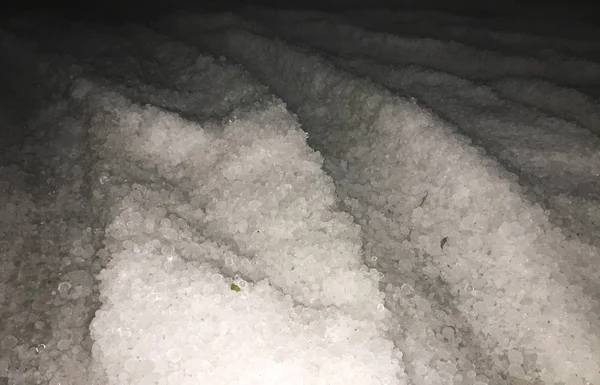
[[77, 81, 403, 384], [90, 85, 387, 321], [90, 241, 402, 385]]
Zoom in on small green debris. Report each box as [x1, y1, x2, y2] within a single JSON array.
[[230, 283, 241, 292], [440, 236, 448, 250]]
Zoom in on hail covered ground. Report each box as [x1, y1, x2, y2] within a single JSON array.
[[0, 6, 599, 385]]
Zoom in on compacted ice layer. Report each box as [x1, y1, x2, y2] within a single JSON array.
[[160, 16, 600, 385], [69, 78, 404, 384]]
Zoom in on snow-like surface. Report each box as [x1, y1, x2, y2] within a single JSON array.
[[0, 7, 599, 385]]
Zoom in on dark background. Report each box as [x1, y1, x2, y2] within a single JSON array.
[[3, 0, 600, 26]]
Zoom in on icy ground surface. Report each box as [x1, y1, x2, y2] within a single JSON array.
[[0, 8, 599, 385]]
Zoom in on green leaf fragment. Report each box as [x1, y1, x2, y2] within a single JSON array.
[[230, 283, 241, 292]]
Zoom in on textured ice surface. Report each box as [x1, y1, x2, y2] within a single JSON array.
[[163, 13, 600, 384], [1, 7, 600, 385], [75, 80, 403, 384]]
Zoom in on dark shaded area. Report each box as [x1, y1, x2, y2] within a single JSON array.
[[2, 2, 177, 25], [2, 0, 600, 27]]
